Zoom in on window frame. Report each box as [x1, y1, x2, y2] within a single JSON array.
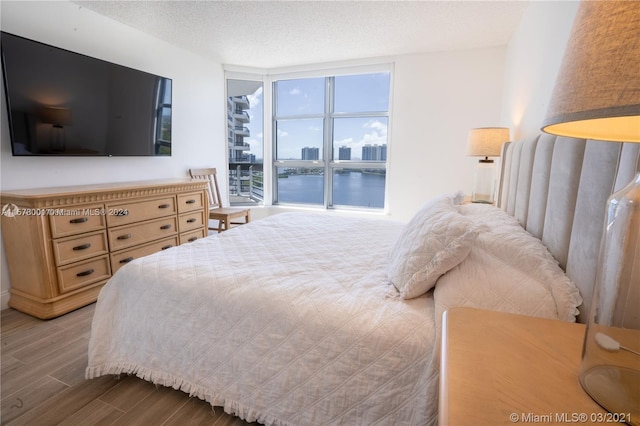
[[154, 78, 172, 155], [224, 73, 267, 206], [272, 66, 392, 210]]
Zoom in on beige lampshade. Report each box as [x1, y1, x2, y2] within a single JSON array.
[[542, 1, 640, 143], [41, 107, 72, 126], [466, 127, 510, 157]]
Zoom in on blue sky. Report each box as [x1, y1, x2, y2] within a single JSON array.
[[242, 72, 390, 161]]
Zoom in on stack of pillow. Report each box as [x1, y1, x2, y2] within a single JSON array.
[[386, 193, 582, 322]]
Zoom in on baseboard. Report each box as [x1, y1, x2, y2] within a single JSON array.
[[1, 290, 10, 310]]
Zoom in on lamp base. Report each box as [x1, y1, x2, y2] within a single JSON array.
[[580, 366, 640, 425], [579, 170, 640, 426], [471, 158, 496, 204], [471, 197, 494, 204]]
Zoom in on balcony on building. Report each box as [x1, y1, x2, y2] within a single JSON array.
[[234, 125, 250, 137]]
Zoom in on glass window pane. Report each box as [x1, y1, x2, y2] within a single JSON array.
[[332, 169, 385, 208], [162, 79, 172, 104], [227, 79, 264, 205], [275, 118, 324, 160], [160, 107, 171, 141], [334, 72, 390, 113], [333, 117, 388, 161], [276, 78, 325, 116], [277, 167, 324, 205]]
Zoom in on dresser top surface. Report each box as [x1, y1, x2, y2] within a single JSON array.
[[1, 178, 207, 200]]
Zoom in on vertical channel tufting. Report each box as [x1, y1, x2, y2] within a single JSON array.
[[497, 141, 512, 210], [526, 134, 556, 239], [506, 141, 524, 216], [565, 141, 622, 323], [514, 135, 540, 228], [499, 142, 513, 211], [614, 143, 640, 191], [499, 135, 638, 325], [541, 137, 586, 270]]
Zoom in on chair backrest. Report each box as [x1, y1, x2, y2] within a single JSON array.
[[189, 168, 222, 209]]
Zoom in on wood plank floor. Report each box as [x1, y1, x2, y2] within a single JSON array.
[[1, 304, 255, 425]]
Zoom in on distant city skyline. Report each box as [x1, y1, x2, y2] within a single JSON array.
[[228, 73, 389, 162]]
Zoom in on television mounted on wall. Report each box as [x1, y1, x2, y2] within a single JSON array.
[[1, 31, 172, 156]]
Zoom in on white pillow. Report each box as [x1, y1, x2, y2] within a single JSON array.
[[434, 204, 582, 322], [387, 194, 480, 299]]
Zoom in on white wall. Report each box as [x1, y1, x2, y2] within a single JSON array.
[[388, 47, 506, 221], [0, 1, 227, 308], [500, 1, 579, 140]]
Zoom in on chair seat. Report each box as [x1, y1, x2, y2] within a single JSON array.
[[208, 207, 250, 219]]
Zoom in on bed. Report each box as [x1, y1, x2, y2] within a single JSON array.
[[86, 134, 640, 425]]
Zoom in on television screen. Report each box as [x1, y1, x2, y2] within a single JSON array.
[[1, 32, 172, 156]]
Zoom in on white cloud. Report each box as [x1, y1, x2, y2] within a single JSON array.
[[247, 86, 263, 108], [277, 129, 289, 137], [289, 88, 301, 95], [363, 119, 388, 136]]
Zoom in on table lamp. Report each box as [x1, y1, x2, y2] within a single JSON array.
[[541, 1, 639, 422], [466, 127, 510, 204]]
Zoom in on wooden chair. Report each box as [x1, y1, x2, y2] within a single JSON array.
[[189, 168, 251, 233]]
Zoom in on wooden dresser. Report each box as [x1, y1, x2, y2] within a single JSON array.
[[1, 179, 209, 319]]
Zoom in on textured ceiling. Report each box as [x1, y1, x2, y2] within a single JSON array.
[[73, 0, 529, 69]]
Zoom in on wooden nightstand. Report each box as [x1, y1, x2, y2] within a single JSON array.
[[439, 307, 607, 425]]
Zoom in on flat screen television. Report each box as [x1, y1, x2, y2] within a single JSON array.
[[1, 31, 172, 156]]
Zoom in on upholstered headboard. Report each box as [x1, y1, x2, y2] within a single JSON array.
[[498, 134, 640, 324]]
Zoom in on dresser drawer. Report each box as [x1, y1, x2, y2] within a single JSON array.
[[108, 216, 178, 251], [180, 228, 206, 245], [111, 236, 178, 274], [106, 197, 176, 227], [178, 210, 206, 233], [49, 204, 106, 238], [178, 192, 205, 213], [57, 255, 111, 294], [53, 230, 109, 266]]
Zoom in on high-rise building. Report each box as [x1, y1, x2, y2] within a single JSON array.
[[302, 147, 320, 160], [338, 146, 351, 160], [227, 95, 251, 162], [362, 144, 387, 161]]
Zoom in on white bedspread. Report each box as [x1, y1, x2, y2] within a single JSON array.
[[86, 212, 440, 425]]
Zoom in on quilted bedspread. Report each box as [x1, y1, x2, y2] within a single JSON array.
[[86, 212, 440, 425]]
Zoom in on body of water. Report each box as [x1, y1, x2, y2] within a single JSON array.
[[277, 171, 385, 208]]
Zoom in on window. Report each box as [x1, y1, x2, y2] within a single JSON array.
[[273, 71, 390, 209], [155, 78, 172, 155], [226, 79, 264, 205]]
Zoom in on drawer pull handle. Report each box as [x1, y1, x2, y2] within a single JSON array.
[[76, 269, 94, 277], [69, 217, 88, 224], [72, 243, 92, 251], [186, 199, 196, 204], [186, 218, 196, 223], [161, 245, 173, 250], [158, 204, 171, 209], [160, 224, 172, 230], [119, 257, 134, 264], [188, 237, 198, 242], [117, 234, 132, 240]]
